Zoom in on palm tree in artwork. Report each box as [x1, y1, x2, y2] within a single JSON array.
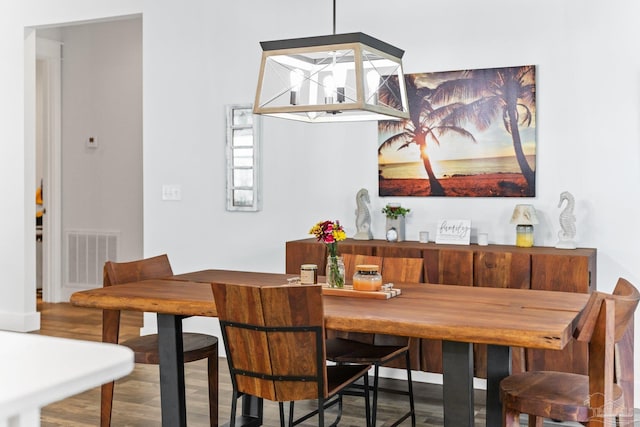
[[430, 66, 536, 194], [378, 75, 477, 196]]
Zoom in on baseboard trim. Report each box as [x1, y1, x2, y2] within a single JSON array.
[[0, 309, 40, 332]]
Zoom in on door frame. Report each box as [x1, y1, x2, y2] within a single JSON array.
[[36, 37, 63, 303]]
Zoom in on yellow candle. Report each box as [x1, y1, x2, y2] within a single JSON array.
[[515, 225, 534, 247]]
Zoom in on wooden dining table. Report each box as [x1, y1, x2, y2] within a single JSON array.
[[70, 269, 589, 427]]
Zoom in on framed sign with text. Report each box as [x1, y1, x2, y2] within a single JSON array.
[[435, 219, 471, 245]]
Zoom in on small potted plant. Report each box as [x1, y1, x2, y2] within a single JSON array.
[[382, 204, 410, 242]]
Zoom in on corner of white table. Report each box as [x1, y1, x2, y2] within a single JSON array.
[[0, 331, 134, 427]]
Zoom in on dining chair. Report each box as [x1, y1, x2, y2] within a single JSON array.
[[326, 256, 423, 426], [500, 277, 639, 427], [381, 256, 424, 284], [100, 254, 219, 427], [211, 282, 371, 427], [337, 254, 385, 342]]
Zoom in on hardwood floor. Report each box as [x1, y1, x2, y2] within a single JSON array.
[[34, 300, 592, 426]]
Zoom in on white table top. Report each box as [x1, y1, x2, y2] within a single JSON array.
[[0, 331, 133, 422]]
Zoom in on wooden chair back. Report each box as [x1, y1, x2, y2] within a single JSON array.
[[212, 283, 327, 402], [381, 257, 423, 283], [576, 279, 638, 420], [102, 254, 174, 346], [342, 254, 424, 284], [104, 254, 173, 287], [377, 257, 423, 366], [331, 255, 423, 359], [611, 278, 640, 341], [574, 278, 639, 344]]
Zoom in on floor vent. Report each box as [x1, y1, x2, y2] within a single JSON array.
[[66, 230, 118, 287]]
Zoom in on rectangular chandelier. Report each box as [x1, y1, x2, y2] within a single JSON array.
[[253, 32, 409, 123]]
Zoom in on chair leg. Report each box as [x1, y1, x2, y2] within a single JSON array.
[[100, 381, 114, 427], [101, 309, 120, 427], [318, 396, 325, 427], [207, 350, 219, 427], [288, 401, 294, 427], [502, 406, 521, 427], [363, 373, 371, 427], [528, 414, 543, 427], [229, 391, 239, 427], [278, 402, 286, 427], [405, 351, 416, 426], [618, 412, 636, 427], [372, 365, 380, 426]]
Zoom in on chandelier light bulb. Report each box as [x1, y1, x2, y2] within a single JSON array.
[[289, 68, 304, 105], [323, 75, 336, 104], [366, 69, 380, 104], [333, 64, 347, 103]]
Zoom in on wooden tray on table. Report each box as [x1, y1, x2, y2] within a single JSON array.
[[321, 284, 401, 300]]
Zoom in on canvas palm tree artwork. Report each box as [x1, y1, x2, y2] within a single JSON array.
[[378, 65, 536, 197]]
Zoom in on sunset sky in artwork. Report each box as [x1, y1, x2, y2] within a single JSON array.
[[378, 123, 536, 164], [378, 67, 536, 165]]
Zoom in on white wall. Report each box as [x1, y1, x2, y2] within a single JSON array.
[[0, 0, 143, 328], [4, 0, 640, 407], [60, 17, 143, 273], [142, 0, 640, 283]]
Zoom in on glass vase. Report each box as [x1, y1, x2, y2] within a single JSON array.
[[326, 256, 345, 288]]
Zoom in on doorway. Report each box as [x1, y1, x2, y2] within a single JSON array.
[[33, 17, 143, 303]]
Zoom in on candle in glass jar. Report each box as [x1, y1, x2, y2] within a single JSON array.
[[352, 265, 382, 291], [515, 225, 534, 247], [300, 264, 318, 284]]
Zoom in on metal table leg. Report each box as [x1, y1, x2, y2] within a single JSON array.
[[157, 314, 263, 427], [157, 314, 187, 426], [219, 392, 264, 426], [486, 345, 511, 427], [237, 395, 264, 426], [442, 340, 474, 427]]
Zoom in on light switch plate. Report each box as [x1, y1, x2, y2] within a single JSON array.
[[162, 184, 182, 201]]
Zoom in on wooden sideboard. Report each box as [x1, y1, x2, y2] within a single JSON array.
[[286, 238, 597, 377]]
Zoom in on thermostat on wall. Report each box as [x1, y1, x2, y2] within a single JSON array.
[[87, 136, 98, 148]]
